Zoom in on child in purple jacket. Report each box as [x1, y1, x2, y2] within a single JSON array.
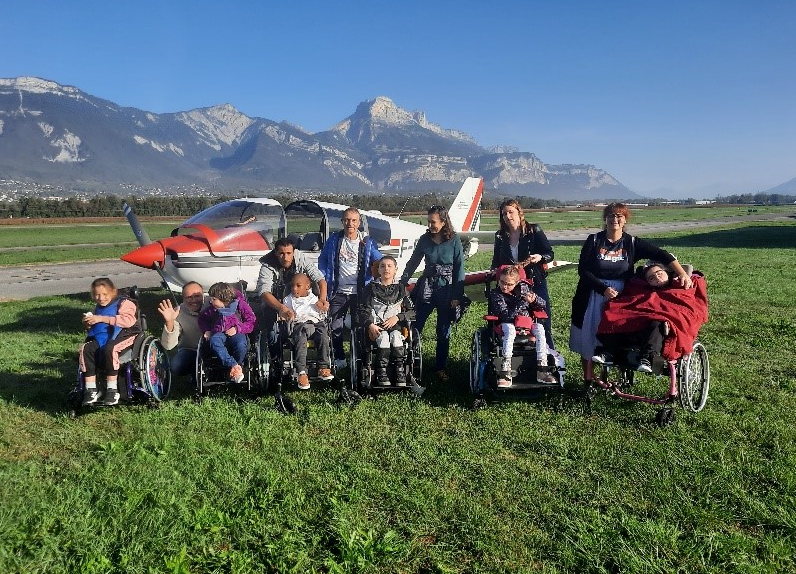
[[199, 282, 257, 383]]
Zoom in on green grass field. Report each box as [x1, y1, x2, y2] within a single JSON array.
[[1, 220, 795, 573]]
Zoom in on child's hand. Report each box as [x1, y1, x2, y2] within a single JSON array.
[[84, 314, 104, 326], [525, 292, 537, 304], [367, 324, 381, 341], [381, 316, 398, 330], [203, 331, 211, 340], [315, 299, 330, 313], [225, 326, 238, 336]]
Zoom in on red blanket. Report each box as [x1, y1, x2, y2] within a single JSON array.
[[597, 273, 708, 360]]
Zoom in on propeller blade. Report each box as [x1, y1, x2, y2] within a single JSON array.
[[122, 201, 152, 246]]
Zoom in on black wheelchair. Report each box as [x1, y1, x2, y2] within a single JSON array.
[[194, 332, 264, 397], [67, 287, 171, 417], [349, 313, 423, 396]]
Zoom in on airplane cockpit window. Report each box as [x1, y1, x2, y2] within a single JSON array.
[[363, 215, 391, 249], [180, 200, 285, 247]]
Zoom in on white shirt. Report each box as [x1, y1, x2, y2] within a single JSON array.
[[283, 292, 325, 323], [337, 235, 361, 294]]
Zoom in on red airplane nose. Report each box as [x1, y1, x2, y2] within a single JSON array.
[[121, 242, 166, 269]]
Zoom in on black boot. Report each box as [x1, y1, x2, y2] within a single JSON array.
[[392, 346, 407, 387], [375, 348, 391, 386]]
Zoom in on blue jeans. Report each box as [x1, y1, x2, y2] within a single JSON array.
[[414, 284, 455, 372], [208, 332, 248, 369], [170, 347, 197, 384]]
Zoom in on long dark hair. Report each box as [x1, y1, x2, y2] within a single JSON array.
[[428, 205, 455, 241]]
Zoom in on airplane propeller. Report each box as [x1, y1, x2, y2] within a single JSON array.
[[121, 201, 177, 304]]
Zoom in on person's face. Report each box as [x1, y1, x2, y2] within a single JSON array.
[[427, 212, 444, 234], [644, 266, 669, 288], [498, 275, 518, 294], [276, 245, 295, 268], [92, 285, 116, 307], [378, 259, 397, 283], [501, 205, 522, 230], [605, 212, 626, 230], [209, 296, 226, 309], [291, 278, 311, 297], [342, 212, 360, 236], [182, 284, 204, 312]]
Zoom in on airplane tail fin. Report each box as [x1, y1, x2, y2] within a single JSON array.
[[448, 177, 483, 233], [122, 201, 152, 247]]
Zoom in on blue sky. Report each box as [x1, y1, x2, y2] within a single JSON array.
[[3, 0, 794, 198]]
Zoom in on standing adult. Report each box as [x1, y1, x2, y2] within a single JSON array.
[[491, 199, 556, 348], [256, 237, 329, 357], [318, 207, 382, 370], [158, 281, 206, 387], [569, 203, 693, 382], [399, 205, 465, 382]]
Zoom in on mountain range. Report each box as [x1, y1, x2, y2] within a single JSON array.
[[0, 76, 638, 200]]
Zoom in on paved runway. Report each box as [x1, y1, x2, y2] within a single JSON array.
[[0, 212, 791, 301]]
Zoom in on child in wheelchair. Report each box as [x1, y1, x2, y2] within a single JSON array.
[[488, 265, 555, 387], [79, 277, 142, 406], [359, 255, 415, 387], [592, 261, 704, 373], [199, 282, 257, 384], [282, 273, 334, 390]]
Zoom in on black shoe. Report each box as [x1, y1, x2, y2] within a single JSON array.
[[102, 390, 120, 406], [81, 389, 101, 406], [637, 358, 653, 373], [394, 369, 407, 387], [376, 371, 391, 386], [591, 352, 613, 365]]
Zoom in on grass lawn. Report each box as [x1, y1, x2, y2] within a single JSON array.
[[0, 222, 794, 573]]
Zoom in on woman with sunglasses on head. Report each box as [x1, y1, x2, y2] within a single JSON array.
[[569, 203, 693, 383], [399, 205, 465, 382], [491, 199, 555, 348]]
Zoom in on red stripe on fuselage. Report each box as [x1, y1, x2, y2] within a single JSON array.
[[461, 179, 483, 231]]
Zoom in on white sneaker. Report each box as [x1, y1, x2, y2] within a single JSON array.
[[501, 358, 512, 374], [334, 358, 347, 370]]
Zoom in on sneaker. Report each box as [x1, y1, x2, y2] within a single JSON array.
[[637, 358, 653, 373], [537, 373, 558, 384], [81, 389, 101, 406], [376, 371, 391, 387], [318, 367, 334, 381], [297, 372, 310, 390], [394, 368, 407, 387], [591, 352, 613, 365], [501, 358, 512, 374], [230, 364, 245, 384], [334, 358, 347, 370], [497, 374, 512, 388], [102, 389, 120, 406]]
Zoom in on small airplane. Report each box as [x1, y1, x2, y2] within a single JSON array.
[[120, 177, 572, 297]]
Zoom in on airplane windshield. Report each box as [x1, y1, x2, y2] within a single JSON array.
[[181, 200, 284, 246]]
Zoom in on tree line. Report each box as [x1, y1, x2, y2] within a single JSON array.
[[0, 192, 563, 219]]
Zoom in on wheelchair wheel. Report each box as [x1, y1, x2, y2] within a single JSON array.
[[469, 330, 484, 395], [349, 327, 361, 388], [139, 336, 171, 401], [410, 327, 422, 383], [678, 341, 709, 412], [255, 331, 272, 394]]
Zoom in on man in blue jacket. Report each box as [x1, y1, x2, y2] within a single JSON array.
[[318, 207, 382, 369]]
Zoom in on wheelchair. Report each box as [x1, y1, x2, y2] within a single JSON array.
[[67, 287, 171, 417], [255, 317, 339, 412], [194, 332, 264, 397], [349, 314, 423, 396], [586, 268, 710, 426], [469, 269, 565, 408]]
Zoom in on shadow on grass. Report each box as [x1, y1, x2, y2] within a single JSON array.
[[646, 224, 795, 249]]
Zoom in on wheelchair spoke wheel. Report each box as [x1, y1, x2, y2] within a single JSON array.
[[469, 330, 483, 395], [255, 332, 271, 394], [679, 341, 710, 412], [140, 337, 171, 401], [349, 328, 360, 388]]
